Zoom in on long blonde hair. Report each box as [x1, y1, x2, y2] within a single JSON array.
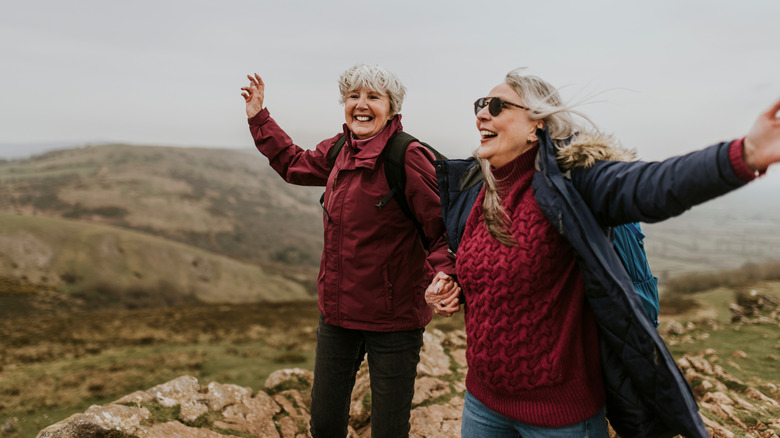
[[479, 69, 599, 245]]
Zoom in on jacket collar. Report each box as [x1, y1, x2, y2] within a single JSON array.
[[341, 115, 404, 170], [552, 130, 637, 170]]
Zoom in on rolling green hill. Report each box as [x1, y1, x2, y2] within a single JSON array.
[[0, 213, 314, 317], [0, 144, 324, 268]]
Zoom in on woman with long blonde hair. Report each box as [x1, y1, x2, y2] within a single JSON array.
[[428, 69, 780, 437]]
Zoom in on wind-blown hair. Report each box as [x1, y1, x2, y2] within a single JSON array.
[[479, 68, 602, 246], [338, 64, 406, 116]]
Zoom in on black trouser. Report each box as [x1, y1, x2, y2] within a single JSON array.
[[309, 315, 424, 438]]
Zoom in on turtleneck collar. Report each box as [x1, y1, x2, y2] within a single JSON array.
[[490, 144, 539, 196]]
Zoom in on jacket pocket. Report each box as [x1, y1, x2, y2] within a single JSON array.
[[382, 265, 394, 313]]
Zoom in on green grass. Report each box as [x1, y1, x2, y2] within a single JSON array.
[[143, 402, 181, 424], [667, 323, 780, 383]]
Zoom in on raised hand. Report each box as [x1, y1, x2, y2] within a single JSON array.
[[744, 98, 780, 173], [425, 271, 462, 317], [241, 73, 265, 118]]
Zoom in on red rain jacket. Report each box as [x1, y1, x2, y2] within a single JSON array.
[[249, 108, 455, 331]]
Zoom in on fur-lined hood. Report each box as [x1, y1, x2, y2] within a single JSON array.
[[555, 132, 637, 170]]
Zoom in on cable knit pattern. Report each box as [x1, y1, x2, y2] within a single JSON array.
[[457, 146, 604, 427]]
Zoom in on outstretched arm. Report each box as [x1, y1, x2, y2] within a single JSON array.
[[242, 72, 335, 186], [744, 98, 780, 173], [241, 73, 265, 118], [571, 99, 780, 226]]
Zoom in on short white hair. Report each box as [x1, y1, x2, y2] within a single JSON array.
[[338, 64, 406, 115]]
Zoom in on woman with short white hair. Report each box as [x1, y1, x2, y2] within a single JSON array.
[[242, 64, 457, 438]]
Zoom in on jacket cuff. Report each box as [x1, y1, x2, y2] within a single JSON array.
[[248, 107, 270, 125], [728, 138, 764, 181]]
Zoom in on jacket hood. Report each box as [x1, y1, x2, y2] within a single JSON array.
[[555, 132, 637, 170]]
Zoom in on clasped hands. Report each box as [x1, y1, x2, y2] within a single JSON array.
[[425, 272, 462, 317]]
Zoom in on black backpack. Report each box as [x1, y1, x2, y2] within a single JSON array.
[[324, 132, 446, 249]]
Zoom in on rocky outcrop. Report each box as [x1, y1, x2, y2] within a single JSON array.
[[36, 329, 466, 438], [730, 290, 779, 325], [36, 325, 780, 438], [678, 352, 780, 438]]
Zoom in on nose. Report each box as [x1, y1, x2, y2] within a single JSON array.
[[476, 105, 491, 121], [356, 93, 369, 108]]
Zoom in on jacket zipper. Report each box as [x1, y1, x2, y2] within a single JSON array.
[[331, 171, 347, 325], [326, 172, 338, 220]]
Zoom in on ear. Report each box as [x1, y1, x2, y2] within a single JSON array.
[[528, 121, 545, 142]]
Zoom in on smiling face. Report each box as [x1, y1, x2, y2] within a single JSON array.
[[476, 82, 541, 168], [344, 87, 393, 140]]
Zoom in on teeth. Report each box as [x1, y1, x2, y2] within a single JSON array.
[[355, 116, 371, 122], [480, 130, 497, 138]]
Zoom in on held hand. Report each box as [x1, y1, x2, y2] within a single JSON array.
[[241, 73, 265, 118], [425, 272, 462, 317], [744, 98, 780, 172]]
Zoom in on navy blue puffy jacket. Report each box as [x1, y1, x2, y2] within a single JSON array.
[[436, 128, 748, 438]]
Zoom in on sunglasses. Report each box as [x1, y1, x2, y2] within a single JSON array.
[[473, 97, 529, 116]]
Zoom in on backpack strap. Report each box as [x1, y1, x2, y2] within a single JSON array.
[[380, 132, 447, 250], [622, 221, 646, 245], [319, 135, 348, 213], [327, 135, 348, 169]]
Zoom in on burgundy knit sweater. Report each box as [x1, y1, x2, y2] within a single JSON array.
[[457, 145, 605, 427]]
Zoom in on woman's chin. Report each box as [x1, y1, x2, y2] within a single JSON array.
[[476, 145, 492, 161]]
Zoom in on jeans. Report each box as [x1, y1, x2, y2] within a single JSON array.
[[309, 315, 424, 438], [461, 391, 609, 438]]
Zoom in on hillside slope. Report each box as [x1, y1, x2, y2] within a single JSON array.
[[0, 213, 313, 317]]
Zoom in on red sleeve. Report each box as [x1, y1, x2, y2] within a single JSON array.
[[402, 142, 456, 276], [728, 137, 765, 181], [248, 108, 339, 186]]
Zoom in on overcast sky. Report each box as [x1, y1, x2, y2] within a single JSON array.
[[2, 0, 779, 189]]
